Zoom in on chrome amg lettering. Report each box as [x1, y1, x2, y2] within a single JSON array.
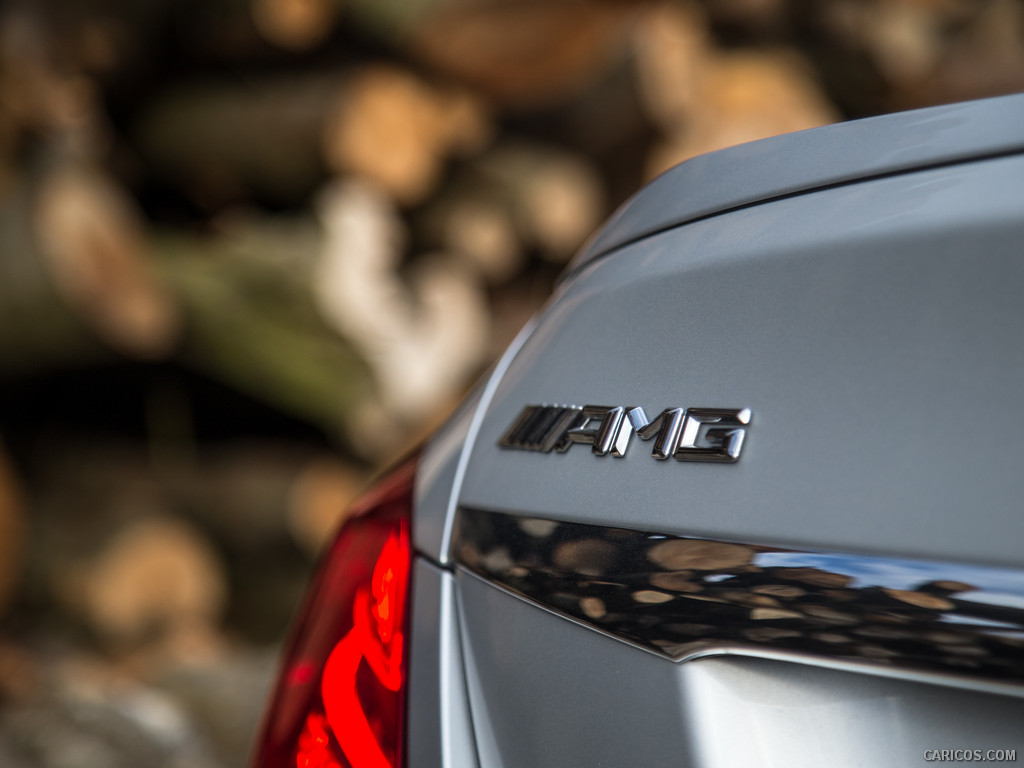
[[564, 406, 630, 456], [498, 405, 584, 453], [627, 407, 685, 460], [499, 405, 751, 462], [674, 408, 751, 462]]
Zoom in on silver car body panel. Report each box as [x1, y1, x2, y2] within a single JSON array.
[[407, 560, 480, 768], [459, 151, 1024, 566], [457, 569, 1024, 768], [409, 94, 1024, 766], [574, 92, 1024, 272], [414, 319, 538, 564]]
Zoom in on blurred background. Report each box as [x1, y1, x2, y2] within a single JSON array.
[[0, 0, 1022, 764]]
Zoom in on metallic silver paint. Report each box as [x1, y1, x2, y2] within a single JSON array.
[[573, 92, 1024, 272], [409, 96, 1024, 767], [456, 569, 1024, 768], [407, 560, 480, 768], [460, 152, 1024, 567], [680, 656, 1024, 768], [414, 317, 537, 564]]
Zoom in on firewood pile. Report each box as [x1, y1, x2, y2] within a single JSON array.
[[0, 0, 1021, 765]]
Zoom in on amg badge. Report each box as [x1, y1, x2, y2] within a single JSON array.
[[499, 405, 751, 463]]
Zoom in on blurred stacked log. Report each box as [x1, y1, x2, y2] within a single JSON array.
[[1, 1, 1022, 764], [4, 0, 1019, 449]]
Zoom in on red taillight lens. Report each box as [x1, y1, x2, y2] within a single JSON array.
[[252, 456, 417, 768]]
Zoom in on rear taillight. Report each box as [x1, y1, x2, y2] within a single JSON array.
[[252, 455, 417, 768]]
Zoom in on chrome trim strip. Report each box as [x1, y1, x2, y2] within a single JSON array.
[[452, 509, 1024, 685], [455, 567, 1024, 700]]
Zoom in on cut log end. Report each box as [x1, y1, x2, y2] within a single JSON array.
[[33, 164, 180, 359], [251, 0, 338, 51], [56, 515, 228, 647], [324, 66, 493, 205]]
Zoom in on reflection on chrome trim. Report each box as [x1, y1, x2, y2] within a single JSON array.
[[452, 509, 1024, 684]]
